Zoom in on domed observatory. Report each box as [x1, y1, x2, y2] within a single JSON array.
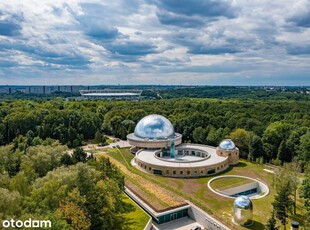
[[216, 139, 239, 165], [128, 114, 241, 177], [219, 139, 236, 150], [127, 114, 182, 150], [134, 114, 174, 139], [233, 196, 253, 226]]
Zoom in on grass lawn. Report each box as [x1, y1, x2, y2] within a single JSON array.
[[100, 148, 187, 211], [121, 194, 150, 230], [211, 177, 254, 191], [97, 147, 308, 230]]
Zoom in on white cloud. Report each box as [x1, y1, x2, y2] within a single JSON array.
[[0, 0, 309, 85]]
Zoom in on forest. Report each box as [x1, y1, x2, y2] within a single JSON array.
[[0, 141, 127, 229], [157, 86, 310, 101], [0, 96, 309, 229], [0, 98, 309, 165]]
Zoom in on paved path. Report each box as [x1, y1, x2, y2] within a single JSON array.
[[70, 137, 131, 151], [66, 136, 131, 156]]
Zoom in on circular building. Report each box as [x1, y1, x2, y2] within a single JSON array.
[[127, 114, 239, 178], [233, 196, 253, 226]]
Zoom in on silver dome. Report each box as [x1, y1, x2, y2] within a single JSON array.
[[234, 196, 253, 209], [219, 139, 236, 150], [233, 196, 253, 226], [134, 114, 174, 139]]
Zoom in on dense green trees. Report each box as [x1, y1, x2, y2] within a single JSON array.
[[193, 127, 208, 144], [300, 164, 310, 223], [298, 132, 310, 163], [273, 163, 300, 215], [262, 122, 292, 160], [0, 188, 22, 218], [266, 211, 278, 230], [72, 148, 88, 163], [0, 97, 309, 165], [229, 128, 251, 158], [272, 182, 294, 229], [159, 86, 310, 101], [94, 131, 108, 145], [269, 162, 305, 229], [0, 95, 309, 229], [248, 135, 264, 161], [0, 140, 126, 229]]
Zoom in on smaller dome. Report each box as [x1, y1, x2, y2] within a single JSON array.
[[234, 196, 253, 209], [219, 139, 236, 150]]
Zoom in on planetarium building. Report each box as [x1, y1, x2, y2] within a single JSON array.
[[127, 114, 239, 178]]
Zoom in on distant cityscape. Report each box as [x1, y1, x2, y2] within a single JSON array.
[[0, 85, 87, 94], [0, 85, 309, 95]]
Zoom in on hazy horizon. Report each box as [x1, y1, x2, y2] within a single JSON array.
[[1, 84, 309, 88]]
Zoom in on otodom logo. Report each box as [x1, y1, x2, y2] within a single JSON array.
[[2, 219, 51, 228]]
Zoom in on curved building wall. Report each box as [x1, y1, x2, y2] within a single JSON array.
[[127, 133, 182, 148], [134, 148, 230, 178], [216, 147, 239, 165]]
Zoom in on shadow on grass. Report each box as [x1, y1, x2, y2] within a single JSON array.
[[235, 162, 247, 168], [244, 220, 265, 230], [121, 200, 136, 213], [119, 216, 140, 230]]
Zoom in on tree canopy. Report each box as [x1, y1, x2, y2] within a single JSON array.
[[0, 98, 309, 165]]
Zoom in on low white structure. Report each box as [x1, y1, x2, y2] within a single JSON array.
[[207, 175, 269, 199], [79, 89, 142, 100]]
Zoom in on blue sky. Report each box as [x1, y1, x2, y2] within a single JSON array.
[[0, 0, 310, 85]]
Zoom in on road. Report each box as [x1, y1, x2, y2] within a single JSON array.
[[67, 136, 132, 156]]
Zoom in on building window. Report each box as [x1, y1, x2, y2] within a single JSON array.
[[149, 167, 152, 170], [180, 171, 183, 175], [236, 152, 238, 155], [194, 170, 197, 174], [187, 171, 190, 175], [201, 170, 204, 174], [229, 153, 231, 156], [166, 170, 169, 174], [144, 166, 146, 169], [173, 170, 176, 175], [207, 169, 215, 174], [217, 167, 219, 170]]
